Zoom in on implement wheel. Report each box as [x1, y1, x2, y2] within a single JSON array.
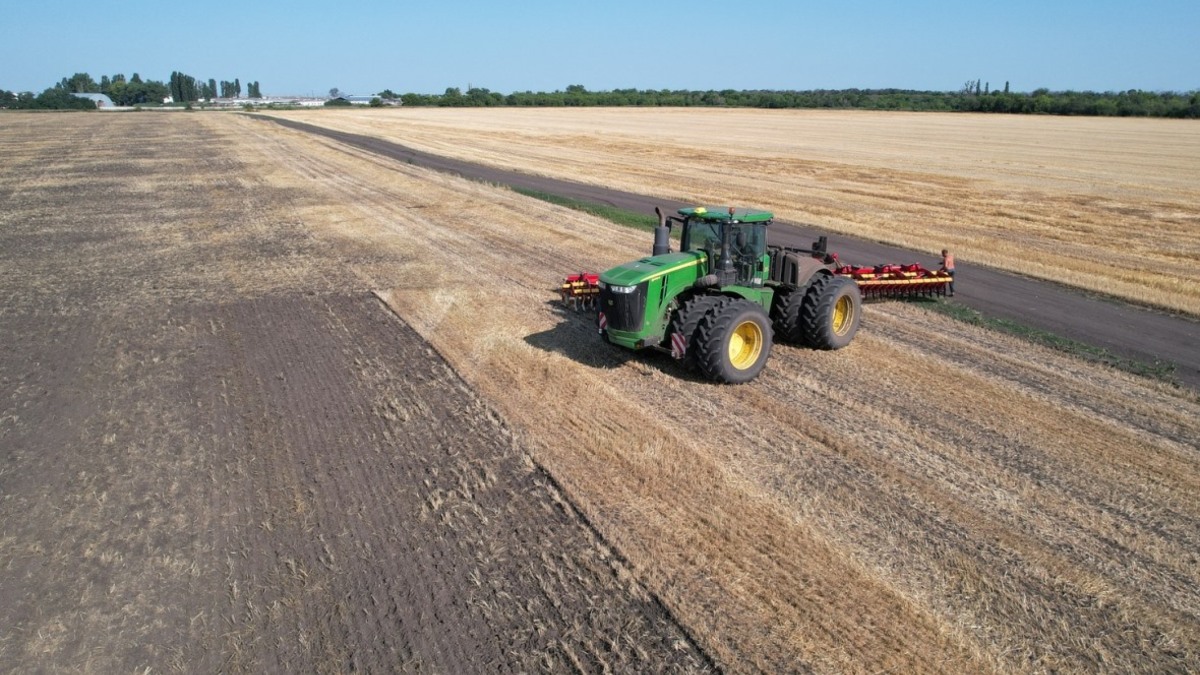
[[694, 299, 773, 384], [801, 276, 862, 350]]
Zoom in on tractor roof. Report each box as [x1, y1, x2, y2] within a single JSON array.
[[678, 206, 774, 224]]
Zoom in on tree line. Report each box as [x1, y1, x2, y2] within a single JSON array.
[[0, 71, 263, 109], [5, 75, 1198, 118], [167, 72, 262, 102], [390, 83, 1199, 118]]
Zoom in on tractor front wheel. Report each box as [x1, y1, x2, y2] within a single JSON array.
[[694, 300, 773, 384], [667, 294, 729, 369]]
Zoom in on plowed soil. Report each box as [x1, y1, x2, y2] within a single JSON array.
[[0, 114, 709, 673], [3, 112, 1199, 674]]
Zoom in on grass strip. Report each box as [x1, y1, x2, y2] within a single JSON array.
[[512, 187, 663, 233], [925, 300, 1177, 383]]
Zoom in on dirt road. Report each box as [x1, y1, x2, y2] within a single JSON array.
[[259, 115, 1200, 390]]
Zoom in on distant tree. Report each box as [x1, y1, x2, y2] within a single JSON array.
[[207, 78, 217, 99], [37, 88, 97, 109], [377, 89, 399, 99], [169, 71, 200, 102], [234, 78, 241, 98], [466, 87, 500, 106], [329, 87, 340, 98], [58, 73, 98, 93], [108, 79, 126, 103], [104, 75, 167, 106], [369, 97, 383, 107], [247, 81, 261, 98]]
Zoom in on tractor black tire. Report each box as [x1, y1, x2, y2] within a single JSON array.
[[770, 285, 807, 345], [801, 275, 862, 350], [667, 294, 730, 369], [693, 299, 774, 384]]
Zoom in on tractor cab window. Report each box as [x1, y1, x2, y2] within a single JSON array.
[[732, 223, 766, 283], [684, 219, 728, 270], [732, 223, 766, 259], [684, 220, 722, 258]]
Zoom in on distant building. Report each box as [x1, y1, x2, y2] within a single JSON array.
[[71, 93, 116, 108], [335, 95, 399, 106]]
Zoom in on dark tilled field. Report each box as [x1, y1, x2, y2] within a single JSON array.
[[0, 114, 710, 673]]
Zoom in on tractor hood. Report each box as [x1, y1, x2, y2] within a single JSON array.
[[599, 251, 704, 289]]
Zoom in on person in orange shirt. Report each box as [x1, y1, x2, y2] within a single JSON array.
[[940, 249, 956, 296]]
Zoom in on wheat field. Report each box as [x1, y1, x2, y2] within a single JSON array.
[[266, 107, 1200, 316]]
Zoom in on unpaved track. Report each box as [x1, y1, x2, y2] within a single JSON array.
[[258, 114, 1200, 391], [0, 114, 710, 673]]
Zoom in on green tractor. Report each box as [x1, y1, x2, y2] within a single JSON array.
[[596, 206, 862, 384]]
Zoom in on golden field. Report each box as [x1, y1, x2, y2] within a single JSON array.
[[267, 107, 1200, 315]]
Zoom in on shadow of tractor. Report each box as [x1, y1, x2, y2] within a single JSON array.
[[524, 300, 712, 383]]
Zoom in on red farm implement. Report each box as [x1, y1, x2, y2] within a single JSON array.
[[560, 271, 600, 310], [834, 263, 952, 300]]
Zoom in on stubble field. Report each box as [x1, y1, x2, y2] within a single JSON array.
[[2, 111, 1199, 673], [267, 107, 1200, 316]]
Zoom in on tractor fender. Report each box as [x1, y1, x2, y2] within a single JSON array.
[[780, 252, 829, 288]]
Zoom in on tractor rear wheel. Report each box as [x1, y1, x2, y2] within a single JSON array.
[[694, 299, 773, 384], [770, 285, 806, 344], [801, 275, 862, 350], [667, 294, 729, 369]]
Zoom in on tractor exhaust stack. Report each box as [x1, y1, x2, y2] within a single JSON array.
[[652, 207, 671, 256]]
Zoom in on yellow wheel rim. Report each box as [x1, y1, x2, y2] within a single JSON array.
[[728, 320, 763, 370], [833, 294, 855, 335]]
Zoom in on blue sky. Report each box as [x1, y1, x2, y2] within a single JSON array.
[[3, 0, 1197, 96]]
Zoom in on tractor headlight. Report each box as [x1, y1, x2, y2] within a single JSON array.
[[599, 281, 638, 294]]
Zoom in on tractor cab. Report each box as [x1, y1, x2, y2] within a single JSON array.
[[678, 206, 772, 287]]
